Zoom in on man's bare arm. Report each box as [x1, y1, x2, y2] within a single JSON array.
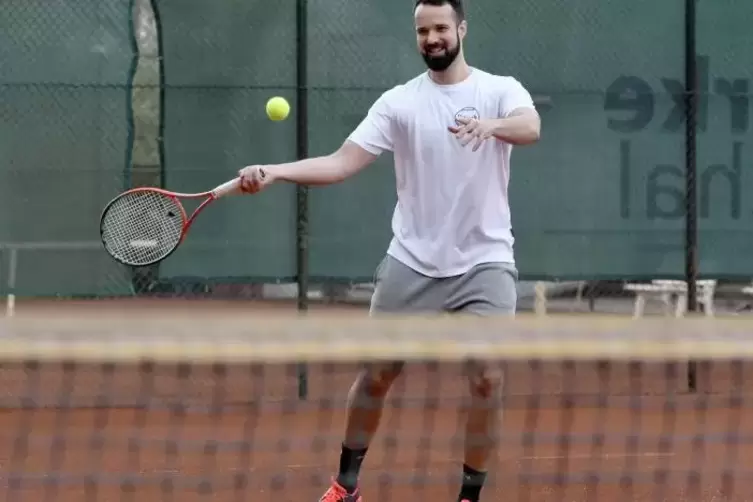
[[490, 108, 541, 145], [448, 107, 541, 151], [267, 140, 378, 185]]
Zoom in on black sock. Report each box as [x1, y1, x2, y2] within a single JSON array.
[[336, 444, 368, 493], [458, 464, 487, 502]]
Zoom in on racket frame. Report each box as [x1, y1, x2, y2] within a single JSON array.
[[99, 177, 241, 267]]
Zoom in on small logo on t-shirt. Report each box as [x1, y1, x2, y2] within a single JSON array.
[[454, 106, 480, 125]]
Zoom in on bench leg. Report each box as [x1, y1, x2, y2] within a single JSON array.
[[675, 294, 687, 317], [660, 293, 672, 316], [703, 292, 714, 317], [633, 294, 646, 318]]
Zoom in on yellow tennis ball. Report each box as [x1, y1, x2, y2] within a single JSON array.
[[266, 97, 290, 121]]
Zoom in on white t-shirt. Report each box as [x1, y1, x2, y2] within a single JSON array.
[[348, 67, 536, 278]]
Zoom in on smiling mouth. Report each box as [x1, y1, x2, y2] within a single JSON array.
[[427, 47, 445, 56]]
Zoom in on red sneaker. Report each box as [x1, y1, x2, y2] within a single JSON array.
[[318, 478, 362, 502]]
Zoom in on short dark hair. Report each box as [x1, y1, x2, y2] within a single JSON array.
[[414, 0, 465, 21]]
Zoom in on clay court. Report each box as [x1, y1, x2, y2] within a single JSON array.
[[1, 298, 752, 501]]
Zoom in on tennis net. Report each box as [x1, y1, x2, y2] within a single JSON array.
[[0, 314, 751, 501]]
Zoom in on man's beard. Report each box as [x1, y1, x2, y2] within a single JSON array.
[[421, 40, 460, 72]]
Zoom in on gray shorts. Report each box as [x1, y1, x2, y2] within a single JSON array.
[[370, 255, 518, 316]]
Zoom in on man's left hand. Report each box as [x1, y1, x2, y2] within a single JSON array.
[[448, 117, 498, 152]]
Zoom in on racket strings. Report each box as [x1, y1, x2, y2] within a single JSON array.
[[101, 191, 184, 266]]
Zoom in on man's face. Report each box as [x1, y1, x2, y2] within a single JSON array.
[[415, 3, 466, 72]]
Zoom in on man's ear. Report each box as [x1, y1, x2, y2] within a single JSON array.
[[458, 19, 468, 39]]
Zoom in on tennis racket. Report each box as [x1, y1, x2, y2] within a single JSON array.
[[100, 175, 255, 267]]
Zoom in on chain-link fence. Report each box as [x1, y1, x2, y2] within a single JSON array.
[[2, 0, 753, 314]]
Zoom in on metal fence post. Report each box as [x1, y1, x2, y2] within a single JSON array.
[[296, 0, 310, 401], [684, 0, 699, 392]]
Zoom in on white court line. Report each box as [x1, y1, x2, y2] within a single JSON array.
[[131, 453, 681, 477], [522, 452, 675, 460], [271, 452, 677, 470]]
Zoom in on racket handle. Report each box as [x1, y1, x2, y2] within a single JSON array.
[[211, 177, 243, 198]]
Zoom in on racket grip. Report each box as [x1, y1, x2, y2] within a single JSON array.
[[211, 177, 243, 198]]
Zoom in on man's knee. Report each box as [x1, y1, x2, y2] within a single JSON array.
[[466, 361, 504, 402], [358, 361, 405, 396]]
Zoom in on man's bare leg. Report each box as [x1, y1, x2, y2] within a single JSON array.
[[458, 362, 504, 502], [335, 362, 405, 493]]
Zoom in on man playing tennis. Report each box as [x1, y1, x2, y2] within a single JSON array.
[[239, 0, 540, 500]]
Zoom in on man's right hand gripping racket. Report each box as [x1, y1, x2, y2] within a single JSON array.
[[99, 173, 261, 267]]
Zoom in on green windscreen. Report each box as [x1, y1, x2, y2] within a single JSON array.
[[157, 0, 298, 282], [306, 0, 689, 281], [696, 0, 753, 278], [484, 0, 687, 280], [9, 0, 749, 295], [157, 0, 753, 283], [0, 0, 134, 295]]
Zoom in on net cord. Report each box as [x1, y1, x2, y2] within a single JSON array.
[[1, 317, 750, 363]]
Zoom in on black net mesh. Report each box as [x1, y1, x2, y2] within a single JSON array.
[[0, 315, 751, 501]]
